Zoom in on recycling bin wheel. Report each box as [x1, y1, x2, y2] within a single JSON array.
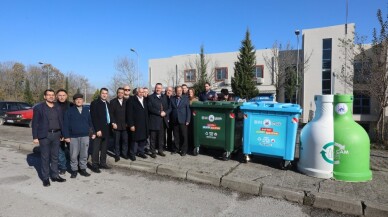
[[193, 147, 199, 156], [222, 151, 231, 161], [241, 154, 250, 163], [280, 160, 292, 170]]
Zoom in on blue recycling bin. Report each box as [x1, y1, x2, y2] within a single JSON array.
[[240, 102, 302, 168]]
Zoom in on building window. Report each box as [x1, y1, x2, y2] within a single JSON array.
[[353, 61, 371, 84], [353, 92, 370, 114], [215, 67, 228, 81], [184, 69, 196, 82], [322, 38, 332, 94], [255, 65, 264, 78]]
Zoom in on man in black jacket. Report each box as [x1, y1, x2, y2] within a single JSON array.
[[147, 83, 171, 158], [126, 87, 149, 161], [110, 87, 128, 162], [32, 89, 66, 187], [90, 88, 111, 173]]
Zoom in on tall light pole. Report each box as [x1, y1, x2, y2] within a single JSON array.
[[130, 48, 139, 87], [38, 62, 50, 89], [295, 30, 300, 105]]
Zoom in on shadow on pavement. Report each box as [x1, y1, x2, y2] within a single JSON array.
[[26, 151, 43, 181]]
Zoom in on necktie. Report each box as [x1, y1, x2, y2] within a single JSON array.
[[177, 97, 181, 107], [105, 102, 110, 124]]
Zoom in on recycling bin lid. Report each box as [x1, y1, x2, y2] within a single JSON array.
[[191, 101, 242, 109], [240, 102, 302, 113]]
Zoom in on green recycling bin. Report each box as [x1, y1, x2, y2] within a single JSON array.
[[191, 101, 243, 160]]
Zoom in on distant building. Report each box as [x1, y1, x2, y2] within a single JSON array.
[[148, 23, 381, 134]]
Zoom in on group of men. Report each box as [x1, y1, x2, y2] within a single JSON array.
[[32, 82, 221, 187]]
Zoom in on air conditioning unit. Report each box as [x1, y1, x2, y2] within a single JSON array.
[[224, 78, 230, 85], [256, 77, 264, 84]]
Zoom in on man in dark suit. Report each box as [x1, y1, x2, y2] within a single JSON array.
[[110, 87, 128, 162], [126, 87, 149, 161], [147, 83, 171, 158], [90, 87, 111, 173], [32, 89, 66, 187], [170, 86, 191, 156], [164, 86, 174, 151]]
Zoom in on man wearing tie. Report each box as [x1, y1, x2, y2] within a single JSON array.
[[90, 88, 111, 173], [170, 86, 191, 156], [147, 83, 171, 158]]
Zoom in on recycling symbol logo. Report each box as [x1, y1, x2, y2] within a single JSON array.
[[320, 142, 334, 164]]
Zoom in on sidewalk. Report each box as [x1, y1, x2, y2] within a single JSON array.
[[1, 130, 387, 217]]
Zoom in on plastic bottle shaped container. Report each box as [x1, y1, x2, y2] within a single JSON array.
[[333, 94, 372, 182], [298, 95, 334, 178]]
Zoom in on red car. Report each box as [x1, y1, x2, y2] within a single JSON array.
[[4, 108, 34, 127]]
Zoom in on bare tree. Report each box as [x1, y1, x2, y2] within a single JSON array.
[[263, 41, 312, 103], [337, 10, 388, 145], [110, 57, 139, 92]]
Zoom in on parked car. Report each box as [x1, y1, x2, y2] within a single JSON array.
[[0, 101, 32, 125], [4, 108, 34, 127]]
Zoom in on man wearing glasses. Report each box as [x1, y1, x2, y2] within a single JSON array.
[[123, 85, 131, 99]]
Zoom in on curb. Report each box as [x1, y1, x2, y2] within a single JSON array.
[[2, 138, 387, 216], [311, 192, 363, 216]]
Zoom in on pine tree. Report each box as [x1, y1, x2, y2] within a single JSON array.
[[23, 80, 34, 105], [92, 89, 100, 101], [76, 88, 81, 94], [231, 29, 259, 99], [192, 45, 209, 95]]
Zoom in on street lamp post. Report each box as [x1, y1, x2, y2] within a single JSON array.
[[39, 62, 50, 89], [295, 30, 300, 105], [130, 48, 139, 87]]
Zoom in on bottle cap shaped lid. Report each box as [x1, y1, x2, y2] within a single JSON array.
[[315, 94, 334, 103], [334, 94, 353, 103]]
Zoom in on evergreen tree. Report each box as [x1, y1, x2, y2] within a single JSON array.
[[231, 29, 259, 99], [192, 45, 209, 95], [65, 77, 69, 92], [76, 88, 81, 94], [92, 89, 100, 101], [23, 80, 34, 105]]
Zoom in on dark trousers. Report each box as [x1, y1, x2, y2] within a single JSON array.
[[150, 122, 166, 153], [58, 141, 68, 170], [173, 123, 188, 154], [39, 131, 61, 180], [165, 121, 173, 151], [92, 137, 108, 167], [113, 130, 128, 157], [130, 139, 146, 157]]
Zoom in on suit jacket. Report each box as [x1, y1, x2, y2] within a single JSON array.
[[126, 96, 148, 141], [170, 95, 191, 125], [109, 97, 127, 130], [32, 102, 64, 140], [90, 98, 111, 138], [147, 93, 171, 130]]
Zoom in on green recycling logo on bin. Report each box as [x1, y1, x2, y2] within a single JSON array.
[[320, 142, 334, 164]]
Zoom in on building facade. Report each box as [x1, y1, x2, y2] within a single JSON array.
[[148, 24, 379, 129]]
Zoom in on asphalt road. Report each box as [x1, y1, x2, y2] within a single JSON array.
[[0, 142, 353, 217]]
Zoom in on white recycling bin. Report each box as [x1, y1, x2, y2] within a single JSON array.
[[298, 95, 334, 178]]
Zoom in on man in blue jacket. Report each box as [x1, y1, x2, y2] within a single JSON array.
[[32, 89, 66, 187], [63, 94, 95, 178], [170, 86, 191, 156]]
